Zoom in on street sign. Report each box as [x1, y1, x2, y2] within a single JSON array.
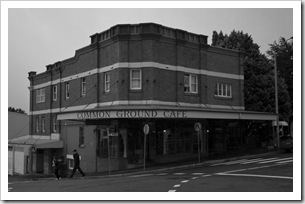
[[143, 124, 150, 135], [30, 146, 36, 152], [194, 122, 202, 132]]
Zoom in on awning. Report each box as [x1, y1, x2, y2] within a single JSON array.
[[9, 136, 63, 149]]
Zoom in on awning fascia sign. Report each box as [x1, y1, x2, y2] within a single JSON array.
[[57, 109, 277, 121]]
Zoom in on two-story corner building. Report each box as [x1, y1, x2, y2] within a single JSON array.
[[27, 23, 276, 175]]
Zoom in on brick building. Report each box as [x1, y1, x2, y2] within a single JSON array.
[[27, 23, 276, 175]]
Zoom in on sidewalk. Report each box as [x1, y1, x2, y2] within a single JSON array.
[[8, 150, 280, 182]]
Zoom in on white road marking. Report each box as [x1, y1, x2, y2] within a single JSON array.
[[174, 173, 185, 175], [191, 177, 199, 180], [181, 180, 189, 183], [168, 190, 176, 192], [192, 173, 205, 175], [277, 160, 293, 164], [129, 174, 153, 178], [217, 173, 293, 180], [174, 185, 181, 188], [224, 159, 249, 165], [258, 157, 293, 164], [240, 157, 278, 164]]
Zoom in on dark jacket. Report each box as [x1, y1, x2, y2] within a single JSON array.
[[73, 153, 80, 167]]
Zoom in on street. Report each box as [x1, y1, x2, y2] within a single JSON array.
[[8, 152, 293, 193]]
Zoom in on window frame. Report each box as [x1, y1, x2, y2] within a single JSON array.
[[41, 117, 46, 133], [79, 126, 85, 147], [130, 69, 142, 90], [35, 117, 39, 133], [53, 115, 57, 133], [104, 72, 110, 93], [52, 85, 57, 101], [36, 88, 45, 103], [65, 82, 70, 99], [215, 83, 232, 98], [81, 78, 86, 97], [184, 74, 198, 94]]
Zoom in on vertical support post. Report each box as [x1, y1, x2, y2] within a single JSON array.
[[274, 55, 280, 149], [144, 133, 146, 171], [107, 128, 111, 176], [197, 130, 200, 163]]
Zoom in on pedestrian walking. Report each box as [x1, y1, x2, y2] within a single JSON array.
[[52, 156, 61, 180], [69, 149, 85, 178]]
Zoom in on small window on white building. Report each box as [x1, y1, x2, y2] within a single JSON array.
[[130, 69, 142, 90], [42, 117, 46, 133], [36, 88, 45, 103], [104, 73, 110, 92], [184, 74, 198, 94], [52, 85, 57, 101], [65, 82, 70, 99], [81, 78, 86, 97], [215, 83, 232, 98]]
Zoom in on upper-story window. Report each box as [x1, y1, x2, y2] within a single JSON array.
[[36, 88, 45, 103], [65, 82, 70, 99], [52, 85, 57, 101], [35, 117, 39, 133], [42, 117, 46, 133], [53, 115, 57, 133], [130, 69, 142, 90], [81, 78, 86, 97], [104, 73, 110, 93], [184, 74, 198, 94], [215, 83, 232, 98]]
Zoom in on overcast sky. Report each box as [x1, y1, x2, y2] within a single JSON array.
[[7, 5, 293, 113]]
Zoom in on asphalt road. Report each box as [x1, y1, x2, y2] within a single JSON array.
[[8, 152, 293, 193]]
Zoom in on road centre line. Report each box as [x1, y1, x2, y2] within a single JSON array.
[[192, 177, 199, 180], [192, 173, 205, 175], [216, 173, 293, 180], [181, 180, 189, 183], [258, 157, 293, 164], [156, 173, 168, 176], [174, 185, 181, 188], [174, 173, 185, 175]]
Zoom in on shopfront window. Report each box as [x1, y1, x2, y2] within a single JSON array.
[[97, 128, 125, 158]]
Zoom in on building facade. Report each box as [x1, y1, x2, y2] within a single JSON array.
[[27, 23, 276, 174]]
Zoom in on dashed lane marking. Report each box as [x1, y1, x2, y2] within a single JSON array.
[[173, 173, 185, 175], [174, 185, 181, 188], [240, 157, 279, 164], [181, 180, 189, 183], [168, 190, 176, 192], [191, 177, 199, 180]]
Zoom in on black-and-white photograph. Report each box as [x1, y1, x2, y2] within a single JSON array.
[[1, 1, 301, 202]]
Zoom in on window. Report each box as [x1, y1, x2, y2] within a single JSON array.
[[35, 118, 39, 133], [53, 115, 57, 132], [104, 73, 110, 92], [215, 83, 232, 98], [96, 128, 121, 158], [36, 88, 45, 103], [42, 117, 46, 132], [184, 74, 198, 93], [79, 126, 85, 147], [130, 69, 142, 90], [81, 78, 86, 96], [65, 82, 70, 99], [52, 86, 57, 101]]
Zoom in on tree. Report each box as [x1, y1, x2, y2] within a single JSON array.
[[211, 30, 292, 123], [266, 37, 293, 116], [8, 106, 27, 115]]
